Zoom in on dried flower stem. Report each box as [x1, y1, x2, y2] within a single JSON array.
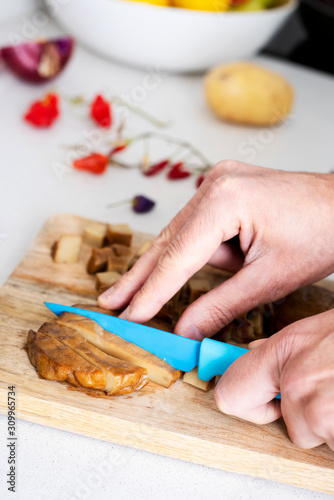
[[111, 97, 170, 129], [128, 131, 212, 170]]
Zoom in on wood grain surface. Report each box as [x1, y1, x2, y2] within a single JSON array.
[[0, 214, 333, 494]]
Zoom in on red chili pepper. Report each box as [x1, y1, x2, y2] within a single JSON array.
[[90, 94, 112, 128], [24, 92, 59, 127], [167, 162, 191, 180], [109, 143, 128, 156], [73, 153, 109, 174], [144, 159, 169, 176], [196, 175, 205, 188]]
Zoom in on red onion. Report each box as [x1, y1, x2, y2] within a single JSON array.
[[1, 36, 74, 83]]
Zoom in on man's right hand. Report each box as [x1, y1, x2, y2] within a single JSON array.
[[215, 309, 334, 450]]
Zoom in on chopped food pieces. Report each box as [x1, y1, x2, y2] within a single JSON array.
[[56, 311, 182, 388], [188, 278, 211, 304], [83, 222, 107, 248], [87, 247, 115, 274], [107, 256, 129, 274], [112, 244, 133, 258], [213, 306, 269, 345], [95, 271, 122, 293], [52, 234, 82, 263], [183, 367, 215, 391], [107, 223, 133, 247]]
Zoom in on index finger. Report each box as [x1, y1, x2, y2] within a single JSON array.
[[118, 175, 242, 322]]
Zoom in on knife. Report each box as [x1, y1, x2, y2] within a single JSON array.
[[45, 302, 280, 399]]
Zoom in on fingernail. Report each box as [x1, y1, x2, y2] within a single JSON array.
[[98, 286, 114, 304], [119, 306, 130, 320], [180, 325, 204, 341]]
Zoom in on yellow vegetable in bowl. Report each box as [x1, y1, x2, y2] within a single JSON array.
[[204, 62, 294, 126], [172, 0, 229, 11], [129, 0, 171, 5]]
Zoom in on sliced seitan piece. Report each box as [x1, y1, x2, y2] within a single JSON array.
[[27, 329, 106, 390], [38, 322, 148, 395], [56, 311, 182, 388], [183, 367, 215, 392], [72, 303, 119, 315]]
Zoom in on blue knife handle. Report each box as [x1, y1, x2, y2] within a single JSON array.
[[198, 338, 281, 400]]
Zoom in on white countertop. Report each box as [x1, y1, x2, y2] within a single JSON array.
[[1, 10, 334, 500]]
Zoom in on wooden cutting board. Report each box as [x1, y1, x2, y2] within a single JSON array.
[[0, 213, 334, 494]]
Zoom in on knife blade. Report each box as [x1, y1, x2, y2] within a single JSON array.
[[44, 301, 281, 398]]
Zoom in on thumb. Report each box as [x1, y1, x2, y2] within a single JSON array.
[[215, 333, 282, 424], [175, 256, 280, 340]]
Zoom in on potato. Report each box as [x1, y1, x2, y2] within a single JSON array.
[[204, 62, 294, 126], [52, 235, 82, 263]]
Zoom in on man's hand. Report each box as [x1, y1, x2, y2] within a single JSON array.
[[98, 161, 334, 340], [215, 310, 334, 451]]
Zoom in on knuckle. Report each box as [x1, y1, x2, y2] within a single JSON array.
[[281, 370, 307, 403], [158, 239, 185, 274], [206, 175, 239, 204], [218, 159, 243, 173], [155, 224, 174, 248], [305, 394, 334, 438], [211, 160, 242, 177]]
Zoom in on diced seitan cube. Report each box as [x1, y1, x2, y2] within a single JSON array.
[[83, 222, 107, 248], [188, 278, 210, 304], [95, 271, 121, 293], [183, 367, 215, 391], [87, 247, 115, 274], [52, 235, 82, 263], [56, 312, 182, 387], [107, 224, 132, 247], [107, 256, 129, 274], [112, 244, 133, 258]]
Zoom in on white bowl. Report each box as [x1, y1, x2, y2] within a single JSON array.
[[50, 0, 297, 73]]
